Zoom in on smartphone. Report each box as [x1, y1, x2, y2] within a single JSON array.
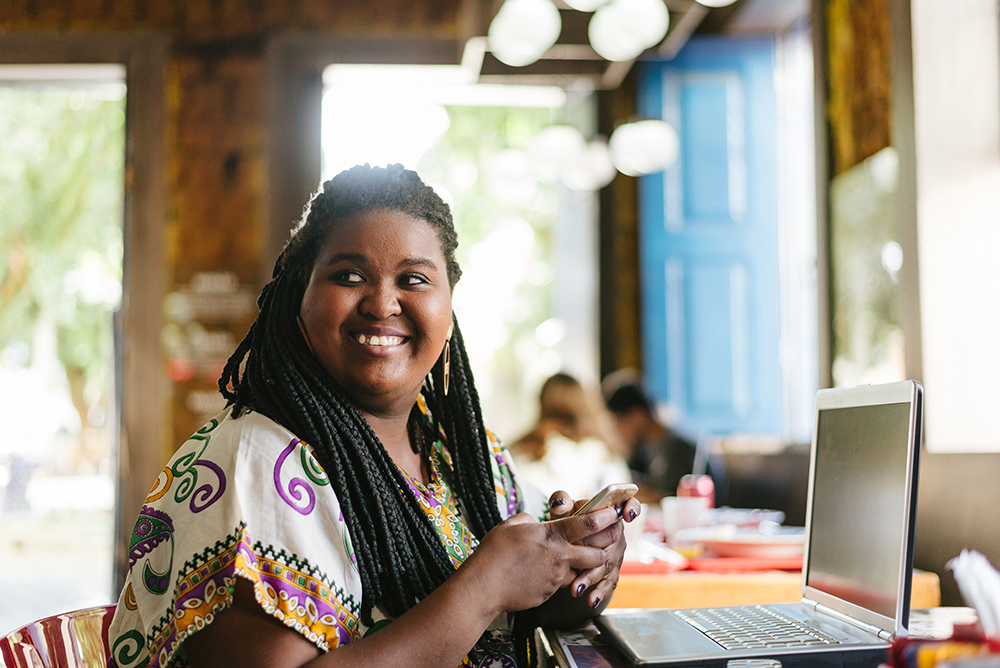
[[571, 483, 638, 516]]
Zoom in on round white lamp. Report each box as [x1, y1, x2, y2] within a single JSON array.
[[561, 139, 617, 190], [528, 125, 588, 183], [609, 120, 680, 176], [589, 0, 670, 62], [488, 0, 563, 68]]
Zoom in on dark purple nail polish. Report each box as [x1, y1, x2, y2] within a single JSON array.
[[592, 597, 601, 609], [629, 509, 637, 521], [551, 497, 566, 508], [576, 583, 585, 596], [616, 504, 624, 518]]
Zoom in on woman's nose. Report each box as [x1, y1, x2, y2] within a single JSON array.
[[359, 280, 401, 319]]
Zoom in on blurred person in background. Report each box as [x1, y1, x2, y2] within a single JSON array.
[[602, 370, 702, 504], [510, 372, 632, 501]]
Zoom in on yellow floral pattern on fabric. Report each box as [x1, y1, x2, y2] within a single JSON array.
[[396, 439, 478, 566]]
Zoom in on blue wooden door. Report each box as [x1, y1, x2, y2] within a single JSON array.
[[638, 36, 782, 437]]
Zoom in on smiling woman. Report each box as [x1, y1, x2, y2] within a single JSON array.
[[298, 209, 455, 427], [105, 164, 640, 668]]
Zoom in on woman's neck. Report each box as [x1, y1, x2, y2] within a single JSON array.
[[362, 409, 429, 484]]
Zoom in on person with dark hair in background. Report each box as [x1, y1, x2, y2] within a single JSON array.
[[107, 164, 639, 668], [602, 371, 699, 503]]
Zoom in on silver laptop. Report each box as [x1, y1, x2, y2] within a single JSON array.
[[595, 380, 923, 667]]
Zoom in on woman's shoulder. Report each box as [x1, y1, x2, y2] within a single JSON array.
[[173, 408, 299, 460], [110, 407, 363, 667]]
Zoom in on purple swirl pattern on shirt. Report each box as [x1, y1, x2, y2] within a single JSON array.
[[274, 439, 316, 515], [188, 459, 227, 513]]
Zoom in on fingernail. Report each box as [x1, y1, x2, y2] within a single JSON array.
[[629, 509, 637, 521], [576, 583, 585, 596], [616, 504, 624, 518], [551, 497, 565, 508], [592, 597, 601, 609]]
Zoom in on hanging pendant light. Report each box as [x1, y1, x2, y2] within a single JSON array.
[[528, 125, 588, 183], [589, 0, 670, 62], [488, 0, 563, 68], [609, 120, 680, 176], [562, 139, 617, 190]]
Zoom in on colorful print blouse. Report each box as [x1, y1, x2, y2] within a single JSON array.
[[106, 407, 547, 668]]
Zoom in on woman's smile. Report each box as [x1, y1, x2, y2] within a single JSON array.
[[352, 328, 408, 351]]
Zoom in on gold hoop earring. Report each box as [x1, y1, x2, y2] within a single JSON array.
[[297, 316, 315, 354], [443, 336, 451, 396]]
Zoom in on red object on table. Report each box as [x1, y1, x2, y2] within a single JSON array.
[[677, 474, 715, 508]]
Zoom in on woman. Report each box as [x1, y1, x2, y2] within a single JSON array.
[[107, 164, 639, 668]]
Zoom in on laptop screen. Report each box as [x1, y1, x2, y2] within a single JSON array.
[[804, 400, 914, 619]]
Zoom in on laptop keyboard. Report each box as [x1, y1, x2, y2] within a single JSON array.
[[675, 605, 844, 651]]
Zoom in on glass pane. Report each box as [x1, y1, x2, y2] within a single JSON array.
[[0, 73, 125, 631], [829, 146, 905, 388]]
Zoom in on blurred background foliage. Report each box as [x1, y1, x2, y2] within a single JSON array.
[[0, 85, 124, 444]]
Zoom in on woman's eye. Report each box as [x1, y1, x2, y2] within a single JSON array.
[[401, 274, 428, 287], [334, 270, 364, 284]]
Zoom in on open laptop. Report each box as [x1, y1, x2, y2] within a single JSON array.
[[596, 380, 923, 668]]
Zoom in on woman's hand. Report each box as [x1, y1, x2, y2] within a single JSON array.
[[463, 509, 622, 616], [546, 489, 641, 611]]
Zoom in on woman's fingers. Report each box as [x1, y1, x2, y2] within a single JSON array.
[[531, 497, 642, 607], [477, 512, 611, 612], [551, 505, 621, 544], [547, 490, 575, 519], [568, 537, 625, 605], [567, 502, 635, 605], [575, 566, 621, 609], [622, 496, 642, 524]]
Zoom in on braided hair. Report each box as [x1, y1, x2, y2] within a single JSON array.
[[218, 163, 503, 625]]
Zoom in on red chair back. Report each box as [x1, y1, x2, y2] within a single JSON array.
[[1, 604, 116, 668]]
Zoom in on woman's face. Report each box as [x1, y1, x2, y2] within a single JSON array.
[[299, 209, 454, 415]]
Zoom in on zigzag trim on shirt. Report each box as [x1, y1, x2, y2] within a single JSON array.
[[144, 524, 362, 668]]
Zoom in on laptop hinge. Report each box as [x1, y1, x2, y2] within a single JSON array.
[[811, 602, 894, 641]]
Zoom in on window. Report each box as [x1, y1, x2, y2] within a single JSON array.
[[910, 0, 1000, 452], [320, 65, 602, 440]]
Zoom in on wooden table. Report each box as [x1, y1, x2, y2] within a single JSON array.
[[611, 568, 941, 610]]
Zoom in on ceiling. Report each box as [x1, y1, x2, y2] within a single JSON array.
[[470, 0, 810, 89]]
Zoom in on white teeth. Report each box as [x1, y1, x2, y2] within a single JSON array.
[[357, 334, 402, 347]]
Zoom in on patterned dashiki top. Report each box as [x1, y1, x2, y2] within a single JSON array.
[[107, 404, 547, 668]]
